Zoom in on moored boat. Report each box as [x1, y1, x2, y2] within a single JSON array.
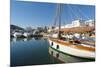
[[13, 32, 23, 38], [48, 4, 95, 59], [48, 37, 95, 59], [23, 32, 33, 38]]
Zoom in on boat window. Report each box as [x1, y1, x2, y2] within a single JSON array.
[[51, 51, 53, 55], [56, 45, 59, 49], [56, 53, 59, 58], [51, 42, 53, 46]]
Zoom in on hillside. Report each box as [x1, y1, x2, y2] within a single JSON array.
[[10, 25, 24, 31]]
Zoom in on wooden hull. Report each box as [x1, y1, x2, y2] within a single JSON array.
[[48, 38, 95, 59]]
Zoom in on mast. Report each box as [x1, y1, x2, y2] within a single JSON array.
[[58, 4, 61, 39], [53, 3, 62, 38]]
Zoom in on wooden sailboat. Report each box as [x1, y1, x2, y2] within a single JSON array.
[[48, 4, 95, 59]]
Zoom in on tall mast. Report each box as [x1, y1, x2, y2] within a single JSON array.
[[58, 4, 61, 39], [53, 4, 62, 38]]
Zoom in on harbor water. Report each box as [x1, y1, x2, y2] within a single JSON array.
[[11, 37, 94, 66]]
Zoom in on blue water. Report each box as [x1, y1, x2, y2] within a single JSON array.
[[11, 38, 61, 66], [11, 37, 94, 66]]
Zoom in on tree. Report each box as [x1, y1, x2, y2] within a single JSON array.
[[44, 26, 48, 33]]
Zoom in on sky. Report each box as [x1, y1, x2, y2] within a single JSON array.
[[11, 0, 95, 28]]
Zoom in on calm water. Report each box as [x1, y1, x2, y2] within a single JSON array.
[[11, 37, 94, 66]]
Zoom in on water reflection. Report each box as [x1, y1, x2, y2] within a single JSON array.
[[11, 38, 24, 42], [48, 46, 94, 63], [11, 37, 43, 42], [11, 37, 94, 66], [11, 37, 61, 66]]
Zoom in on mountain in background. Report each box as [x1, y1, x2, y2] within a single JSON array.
[[10, 24, 24, 31]]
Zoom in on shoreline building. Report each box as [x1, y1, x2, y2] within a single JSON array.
[[54, 19, 95, 30], [85, 19, 95, 27]]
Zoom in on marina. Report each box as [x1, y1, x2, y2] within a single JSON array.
[[10, 1, 95, 66], [11, 37, 94, 66]]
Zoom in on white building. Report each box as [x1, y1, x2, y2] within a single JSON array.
[[54, 19, 85, 30], [64, 24, 73, 28], [72, 20, 86, 27], [48, 26, 56, 32], [49, 19, 95, 31], [85, 19, 95, 26]]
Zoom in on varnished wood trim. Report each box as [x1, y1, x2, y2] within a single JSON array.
[[49, 38, 95, 52]]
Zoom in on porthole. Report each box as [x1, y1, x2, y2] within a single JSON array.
[[56, 45, 59, 49], [51, 42, 53, 46], [51, 51, 53, 55], [56, 53, 59, 58]]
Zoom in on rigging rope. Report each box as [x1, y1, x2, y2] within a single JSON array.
[[73, 5, 90, 20]]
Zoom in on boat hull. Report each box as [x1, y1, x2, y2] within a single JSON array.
[[48, 38, 95, 59], [49, 46, 94, 63]]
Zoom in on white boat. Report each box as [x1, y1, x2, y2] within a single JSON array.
[[13, 32, 23, 38], [48, 38, 95, 59], [48, 46, 94, 63], [23, 32, 33, 37], [48, 4, 95, 59]]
